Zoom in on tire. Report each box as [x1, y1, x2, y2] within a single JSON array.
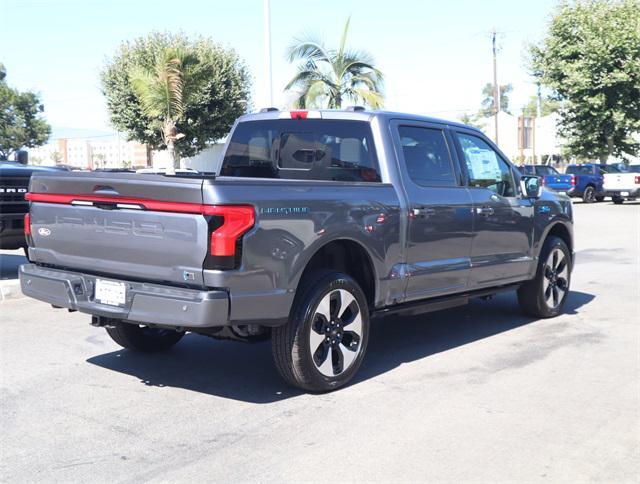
[[582, 185, 596, 203], [106, 322, 184, 352], [272, 271, 370, 392], [595, 196, 605, 202], [517, 236, 571, 318], [612, 196, 624, 205]]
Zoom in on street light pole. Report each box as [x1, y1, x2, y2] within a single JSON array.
[[263, 0, 273, 108]]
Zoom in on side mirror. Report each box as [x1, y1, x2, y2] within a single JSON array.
[[520, 175, 542, 198]]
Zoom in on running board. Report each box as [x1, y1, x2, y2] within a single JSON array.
[[372, 283, 521, 319]]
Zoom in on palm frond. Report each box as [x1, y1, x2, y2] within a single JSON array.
[[337, 16, 351, 61], [352, 87, 384, 109], [286, 37, 332, 65]]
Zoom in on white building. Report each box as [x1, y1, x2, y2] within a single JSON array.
[[482, 111, 563, 164], [28, 136, 148, 169]]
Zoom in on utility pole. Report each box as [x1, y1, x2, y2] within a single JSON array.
[[536, 83, 542, 164], [263, 0, 274, 108], [491, 28, 500, 146]]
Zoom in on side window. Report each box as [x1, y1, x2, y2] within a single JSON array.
[[398, 126, 457, 187], [456, 133, 516, 197]]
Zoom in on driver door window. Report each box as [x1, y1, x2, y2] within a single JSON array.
[[457, 133, 516, 197]]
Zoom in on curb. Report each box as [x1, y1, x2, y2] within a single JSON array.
[[0, 280, 24, 301]]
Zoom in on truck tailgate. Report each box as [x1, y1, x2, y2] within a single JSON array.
[[27, 172, 210, 286], [604, 173, 636, 190], [544, 174, 573, 191]]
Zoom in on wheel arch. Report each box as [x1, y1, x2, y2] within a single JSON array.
[[540, 221, 573, 262], [293, 238, 378, 309]]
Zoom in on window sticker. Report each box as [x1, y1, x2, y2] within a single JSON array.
[[465, 147, 501, 181]]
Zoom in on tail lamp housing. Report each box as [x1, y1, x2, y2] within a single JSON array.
[[635, 176, 640, 185], [203, 205, 255, 270], [570, 175, 576, 187], [24, 213, 33, 246]]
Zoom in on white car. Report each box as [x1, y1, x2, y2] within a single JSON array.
[[603, 164, 640, 204]]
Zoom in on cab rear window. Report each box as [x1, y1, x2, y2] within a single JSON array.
[[220, 120, 381, 182]]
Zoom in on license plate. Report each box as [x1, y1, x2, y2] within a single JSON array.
[[95, 279, 126, 306], [621, 191, 630, 196]]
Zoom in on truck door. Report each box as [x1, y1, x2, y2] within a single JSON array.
[[452, 130, 535, 287], [391, 121, 474, 301]]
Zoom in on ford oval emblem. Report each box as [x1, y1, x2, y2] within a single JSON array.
[[38, 227, 51, 237]]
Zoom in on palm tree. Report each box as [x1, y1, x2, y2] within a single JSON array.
[[285, 18, 384, 109], [129, 48, 196, 174]]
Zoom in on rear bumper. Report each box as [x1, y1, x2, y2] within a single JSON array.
[[19, 264, 229, 328], [605, 188, 640, 198]]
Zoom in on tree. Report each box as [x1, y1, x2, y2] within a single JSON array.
[[480, 83, 512, 117], [101, 32, 251, 168], [285, 18, 384, 109], [530, 0, 640, 161], [458, 112, 485, 129], [0, 64, 51, 160], [129, 48, 197, 172], [521, 95, 560, 118], [50, 151, 63, 164]]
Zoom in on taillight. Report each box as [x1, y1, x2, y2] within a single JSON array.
[[24, 212, 33, 248], [24, 213, 31, 237], [570, 175, 576, 187], [635, 176, 640, 184], [541, 177, 546, 186], [203, 205, 254, 270], [279, 110, 322, 120]]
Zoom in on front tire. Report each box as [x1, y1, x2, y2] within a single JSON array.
[[612, 195, 624, 204], [595, 195, 605, 202], [106, 322, 184, 352], [272, 271, 369, 392], [518, 236, 571, 318]]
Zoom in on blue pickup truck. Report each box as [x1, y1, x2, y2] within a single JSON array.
[[564, 163, 608, 203], [518, 165, 574, 193], [521, 163, 609, 203]]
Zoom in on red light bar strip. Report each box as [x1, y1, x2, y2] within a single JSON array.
[[27, 192, 215, 215]]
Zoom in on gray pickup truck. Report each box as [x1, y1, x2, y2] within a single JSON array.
[[19, 109, 574, 392]]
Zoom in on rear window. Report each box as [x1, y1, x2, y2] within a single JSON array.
[[566, 165, 594, 175], [220, 120, 381, 182], [535, 165, 559, 176], [519, 165, 535, 175], [611, 163, 640, 173]]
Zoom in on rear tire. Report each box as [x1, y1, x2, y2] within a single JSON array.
[[582, 186, 596, 203], [106, 322, 184, 352], [271, 271, 369, 392], [612, 196, 624, 204], [518, 236, 571, 318]]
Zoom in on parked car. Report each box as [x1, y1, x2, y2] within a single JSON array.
[[19, 109, 574, 392], [564, 163, 608, 203], [603, 163, 640, 204], [518, 164, 574, 193], [0, 161, 65, 252]]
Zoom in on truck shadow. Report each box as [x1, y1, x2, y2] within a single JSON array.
[[87, 290, 594, 404]]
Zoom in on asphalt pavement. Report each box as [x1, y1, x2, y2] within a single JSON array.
[[1, 201, 638, 482]]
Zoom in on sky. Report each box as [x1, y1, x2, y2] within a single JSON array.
[[1, 0, 558, 139]]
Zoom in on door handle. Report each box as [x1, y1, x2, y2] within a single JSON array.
[[411, 207, 436, 218], [476, 206, 495, 216]]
